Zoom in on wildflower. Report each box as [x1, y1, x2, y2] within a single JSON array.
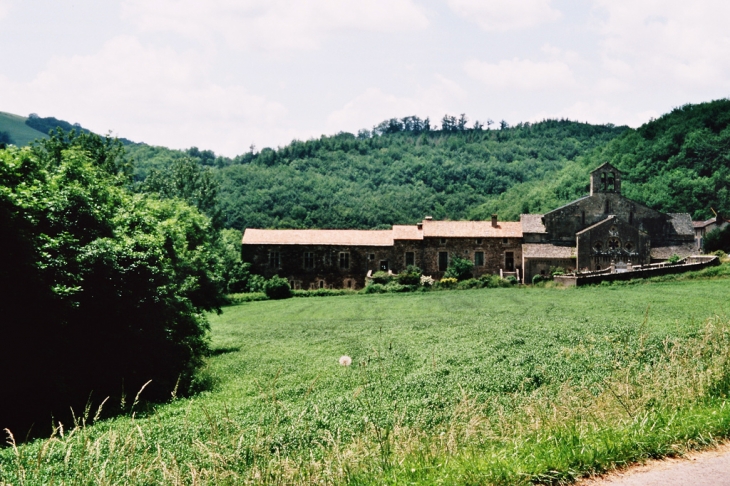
[[339, 355, 352, 366]]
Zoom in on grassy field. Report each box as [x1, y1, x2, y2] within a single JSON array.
[[0, 111, 47, 146], [3, 276, 730, 484]]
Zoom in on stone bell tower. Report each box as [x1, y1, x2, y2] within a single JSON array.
[[590, 162, 621, 196]]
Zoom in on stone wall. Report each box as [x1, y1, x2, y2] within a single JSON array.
[[553, 256, 719, 287]]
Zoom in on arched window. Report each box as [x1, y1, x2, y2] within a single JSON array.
[[607, 172, 615, 192], [600, 172, 607, 191], [605, 200, 611, 214]]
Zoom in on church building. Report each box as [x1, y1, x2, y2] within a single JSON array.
[[241, 163, 695, 288]]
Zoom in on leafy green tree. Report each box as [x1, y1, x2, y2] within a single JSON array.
[[704, 225, 730, 253], [0, 137, 224, 437], [142, 157, 223, 228], [444, 256, 474, 281]]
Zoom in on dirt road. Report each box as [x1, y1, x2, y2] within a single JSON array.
[[579, 443, 730, 485]]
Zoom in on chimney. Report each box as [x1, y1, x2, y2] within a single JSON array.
[[425, 216, 433, 220], [417, 223, 423, 230], [491, 214, 498, 227]]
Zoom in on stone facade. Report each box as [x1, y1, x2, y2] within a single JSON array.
[[242, 163, 696, 287], [520, 162, 694, 283]]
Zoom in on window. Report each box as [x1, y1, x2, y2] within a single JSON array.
[[438, 251, 448, 271], [476, 238, 483, 245], [319, 280, 325, 289], [600, 172, 607, 191], [629, 211, 634, 224], [339, 252, 350, 269], [581, 210, 585, 225], [289, 280, 302, 290], [474, 251, 484, 267], [607, 172, 615, 192], [625, 242, 634, 251], [440, 238, 447, 245], [405, 252, 415, 266], [368, 253, 375, 261], [608, 238, 620, 250], [303, 252, 314, 269], [505, 252, 514, 271], [268, 251, 281, 268], [380, 260, 389, 271], [502, 238, 508, 244], [594, 241, 603, 251], [605, 200, 611, 214]]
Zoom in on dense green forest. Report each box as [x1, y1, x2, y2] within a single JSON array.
[[128, 117, 628, 229], [125, 99, 730, 230]]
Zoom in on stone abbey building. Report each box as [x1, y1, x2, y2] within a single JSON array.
[[242, 163, 695, 288]]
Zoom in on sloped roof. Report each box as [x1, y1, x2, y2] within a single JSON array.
[[242, 228, 394, 246], [421, 220, 523, 238], [520, 214, 546, 233], [522, 244, 576, 259], [650, 244, 696, 260], [590, 162, 620, 174], [392, 225, 423, 240], [667, 213, 694, 236]]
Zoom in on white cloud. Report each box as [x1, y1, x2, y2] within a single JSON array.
[[326, 77, 467, 134], [595, 0, 730, 90], [465, 58, 576, 90], [121, 0, 429, 51], [530, 100, 658, 128], [447, 0, 561, 31], [0, 0, 10, 20], [0, 36, 289, 156]]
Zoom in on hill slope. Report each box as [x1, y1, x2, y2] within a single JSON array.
[[0, 111, 48, 146]]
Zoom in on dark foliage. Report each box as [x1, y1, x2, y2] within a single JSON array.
[[705, 225, 730, 253], [0, 130, 12, 148], [264, 275, 292, 299], [0, 133, 224, 439], [25, 113, 135, 145], [444, 256, 474, 281]]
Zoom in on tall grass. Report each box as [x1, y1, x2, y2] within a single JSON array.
[[3, 279, 730, 484]]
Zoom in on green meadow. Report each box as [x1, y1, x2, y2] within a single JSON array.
[[3, 274, 730, 484]]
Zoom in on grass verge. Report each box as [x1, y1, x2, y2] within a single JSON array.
[[2, 279, 730, 484]]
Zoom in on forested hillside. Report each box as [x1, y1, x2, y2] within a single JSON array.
[[129, 118, 627, 229]]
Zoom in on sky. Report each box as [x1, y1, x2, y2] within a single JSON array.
[[1, 0, 729, 157]]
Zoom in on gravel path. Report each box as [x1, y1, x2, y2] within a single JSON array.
[[579, 443, 730, 485]]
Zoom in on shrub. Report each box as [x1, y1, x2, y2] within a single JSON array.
[[396, 265, 422, 285], [384, 282, 410, 293], [370, 270, 393, 285], [506, 275, 518, 285], [264, 275, 292, 299], [420, 275, 435, 286], [668, 254, 682, 264], [437, 277, 458, 289], [457, 278, 482, 289], [532, 274, 545, 285], [362, 283, 386, 294], [226, 292, 269, 304], [550, 266, 566, 277], [292, 288, 355, 298], [444, 256, 474, 281], [705, 225, 730, 253]]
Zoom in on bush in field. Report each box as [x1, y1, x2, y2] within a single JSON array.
[[370, 270, 393, 285], [668, 254, 682, 264], [705, 225, 730, 253], [396, 265, 422, 285], [532, 274, 546, 285], [0, 133, 225, 436], [444, 256, 474, 281], [362, 283, 386, 294], [506, 275, 518, 285], [437, 277, 458, 289], [420, 275, 435, 286], [457, 278, 482, 289], [264, 275, 292, 299]]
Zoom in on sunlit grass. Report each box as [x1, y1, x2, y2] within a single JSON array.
[[2, 278, 730, 484]]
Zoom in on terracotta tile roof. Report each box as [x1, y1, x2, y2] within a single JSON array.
[[242, 228, 394, 246], [392, 225, 423, 240], [421, 220, 523, 238], [692, 216, 727, 229], [522, 244, 576, 259], [667, 213, 694, 236], [650, 244, 696, 260], [520, 214, 546, 233]]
